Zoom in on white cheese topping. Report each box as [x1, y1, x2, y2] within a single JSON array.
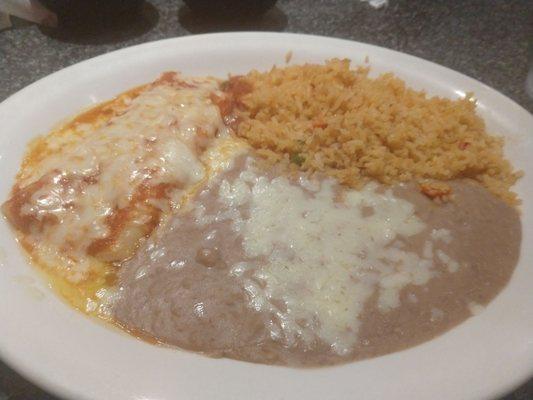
[[15, 76, 227, 282], [200, 158, 459, 355], [436, 249, 460, 273]]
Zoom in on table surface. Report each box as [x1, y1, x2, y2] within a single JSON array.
[[0, 0, 532, 399]]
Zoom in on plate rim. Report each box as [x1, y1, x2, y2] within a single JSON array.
[[1, 32, 532, 118]]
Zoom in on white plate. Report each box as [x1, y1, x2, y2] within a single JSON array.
[[0, 32, 532, 400]]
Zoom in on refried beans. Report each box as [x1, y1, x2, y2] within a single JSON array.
[[112, 155, 521, 366]]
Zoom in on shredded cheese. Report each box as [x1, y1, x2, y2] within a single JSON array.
[[194, 158, 460, 355]]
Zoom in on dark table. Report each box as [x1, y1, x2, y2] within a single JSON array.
[[0, 0, 532, 399]]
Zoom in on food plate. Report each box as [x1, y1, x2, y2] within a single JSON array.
[[0, 32, 532, 400]]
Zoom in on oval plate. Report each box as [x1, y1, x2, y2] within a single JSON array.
[[0, 33, 532, 400]]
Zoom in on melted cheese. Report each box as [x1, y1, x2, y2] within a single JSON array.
[[212, 159, 459, 355], [10, 75, 227, 287]]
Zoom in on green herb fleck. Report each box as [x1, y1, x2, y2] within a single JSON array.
[[290, 153, 306, 166]]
